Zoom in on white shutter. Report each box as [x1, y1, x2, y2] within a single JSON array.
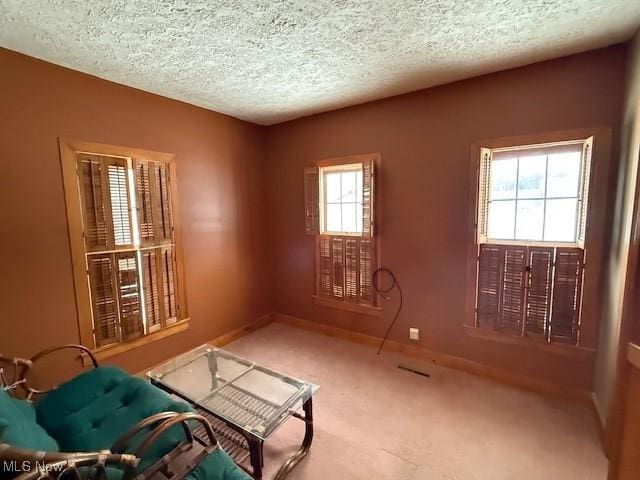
[[577, 137, 593, 249], [477, 147, 492, 244]]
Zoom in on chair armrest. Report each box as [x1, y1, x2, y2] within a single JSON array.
[[0, 443, 139, 480], [23, 345, 98, 399]]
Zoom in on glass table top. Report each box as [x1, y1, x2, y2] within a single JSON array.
[[146, 344, 318, 440]]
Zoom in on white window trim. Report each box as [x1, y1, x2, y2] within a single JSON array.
[[319, 162, 364, 236], [477, 138, 593, 248]]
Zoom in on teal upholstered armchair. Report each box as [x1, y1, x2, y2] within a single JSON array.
[[0, 345, 249, 480]]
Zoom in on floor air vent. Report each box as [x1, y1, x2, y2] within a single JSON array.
[[397, 365, 430, 378]]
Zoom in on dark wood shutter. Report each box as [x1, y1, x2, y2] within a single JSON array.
[[550, 248, 584, 343], [161, 246, 178, 323], [498, 246, 527, 333], [318, 236, 332, 297], [476, 244, 584, 344], [115, 252, 143, 340], [141, 249, 161, 330], [345, 238, 358, 301], [87, 255, 119, 347], [134, 160, 156, 246], [304, 166, 319, 234], [476, 244, 504, 328], [77, 155, 110, 251], [358, 238, 375, 305], [107, 162, 133, 247], [331, 237, 345, 299], [152, 162, 173, 243], [362, 159, 375, 237], [525, 247, 554, 336]]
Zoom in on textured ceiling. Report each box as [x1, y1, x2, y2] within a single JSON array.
[[1, 1, 640, 125]]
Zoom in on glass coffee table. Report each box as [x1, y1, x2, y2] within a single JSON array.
[[147, 345, 318, 479]]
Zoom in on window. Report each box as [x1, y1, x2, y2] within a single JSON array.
[[478, 139, 592, 247], [60, 140, 188, 355], [320, 164, 364, 234], [304, 155, 380, 314], [473, 138, 593, 345]]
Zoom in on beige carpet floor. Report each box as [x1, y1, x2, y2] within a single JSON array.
[[224, 322, 607, 480]]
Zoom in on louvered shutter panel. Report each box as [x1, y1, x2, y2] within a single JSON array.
[[160, 247, 178, 324], [498, 246, 526, 333], [476, 244, 504, 328], [331, 237, 345, 299], [362, 159, 375, 238], [477, 148, 491, 244], [345, 238, 358, 301], [141, 249, 162, 330], [318, 236, 332, 297], [134, 160, 156, 246], [77, 155, 110, 251], [525, 247, 554, 336], [115, 253, 143, 340], [304, 166, 320, 234], [358, 238, 375, 305], [87, 255, 119, 347], [577, 137, 593, 249], [107, 161, 134, 247], [550, 248, 584, 344], [152, 162, 173, 243]]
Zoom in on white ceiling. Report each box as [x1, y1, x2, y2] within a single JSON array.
[[1, 1, 639, 125]]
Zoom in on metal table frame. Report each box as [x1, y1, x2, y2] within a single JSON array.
[[149, 349, 315, 480]]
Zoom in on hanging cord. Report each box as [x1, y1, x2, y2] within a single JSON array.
[[374, 268, 403, 355]]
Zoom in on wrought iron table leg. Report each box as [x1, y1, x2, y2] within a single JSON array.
[[247, 436, 264, 479], [273, 398, 314, 480]]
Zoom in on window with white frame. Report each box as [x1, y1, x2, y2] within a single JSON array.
[[477, 138, 592, 247], [320, 164, 364, 234], [473, 138, 593, 345]]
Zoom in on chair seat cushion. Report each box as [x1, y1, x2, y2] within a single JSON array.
[[185, 449, 250, 480], [36, 366, 249, 479], [0, 389, 58, 451]]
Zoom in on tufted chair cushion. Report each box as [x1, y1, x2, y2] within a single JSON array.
[[0, 389, 59, 451], [35, 366, 249, 479]]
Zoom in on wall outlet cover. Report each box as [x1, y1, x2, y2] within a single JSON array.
[[409, 327, 419, 340]]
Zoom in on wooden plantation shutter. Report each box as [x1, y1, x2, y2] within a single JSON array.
[[134, 160, 156, 245], [154, 162, 173, 242], [78, 154, 134, 251], [310, 155, 379, 310], [476, 148, 491, 244], [476, 244, 503, 328], [317, 235, 377, 307], [362, 158, 375, 237], [359, 238, 375, 304], [115, 252, 143, 341], [77, 155, 110, 251], [577, 137, 593, 249], [525, 247, 554, 336], [304, 166, 320, 235], [87, 255, 119, 347], [161, 246, 178, 324], [475, 245, 584, 344], [498, 246, 526, 333], [549, 248, 584, 343], [67, 144, 184, 349], [141, 249, 162, 330]]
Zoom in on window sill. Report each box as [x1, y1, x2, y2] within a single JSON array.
[[462, 324, 595, 359], [312, 295, 382, 317], [82, 319, 190, 366]]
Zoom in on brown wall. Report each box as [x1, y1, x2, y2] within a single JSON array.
[[265, 46, 627, 391], [594, 29, 640, 447], [0, 49, 271, 377]]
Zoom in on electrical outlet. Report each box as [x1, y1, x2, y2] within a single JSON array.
[[409, 328, 419, 341]]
